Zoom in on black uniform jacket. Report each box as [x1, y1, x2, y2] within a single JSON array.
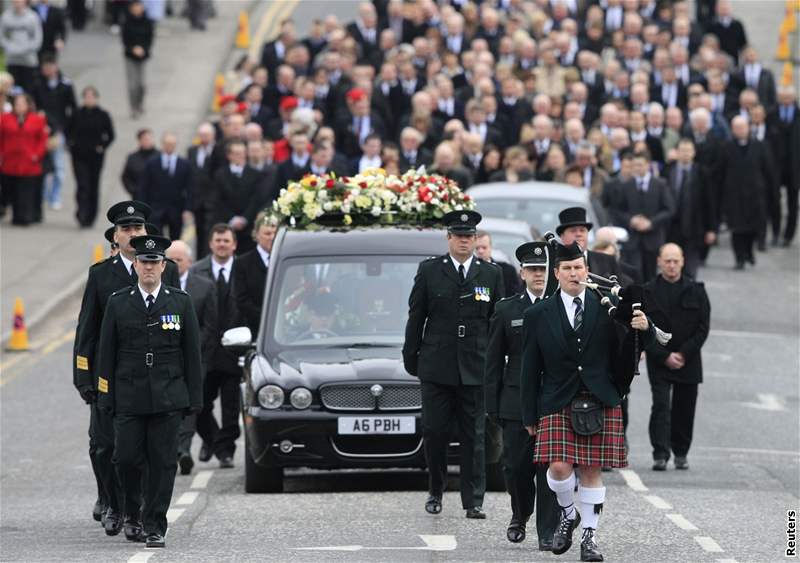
[[403, 255, 504, 386], [96, 285, 202, 415], [644, 275, 710, 385], [73, 256, 179, 392], [231, 248, 267, 336], [520, 288, 654, 426], [485, 291, 541, 421]]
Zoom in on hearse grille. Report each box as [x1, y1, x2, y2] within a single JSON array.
[[320, 384, 421, 411]]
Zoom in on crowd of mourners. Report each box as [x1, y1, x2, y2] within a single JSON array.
[[1, 0, 799, 278]]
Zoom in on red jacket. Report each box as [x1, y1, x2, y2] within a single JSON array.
[[0, 112, 48, 177]]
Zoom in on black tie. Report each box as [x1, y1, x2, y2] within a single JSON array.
[[146, 294, 155, 311], [458, 264, 465, 280], [217, 268, 228, 315], [573, 297, 583, 332], [131, 266, 138, 282]]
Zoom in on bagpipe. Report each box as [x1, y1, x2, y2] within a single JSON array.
[[540, 232, 672, 394]]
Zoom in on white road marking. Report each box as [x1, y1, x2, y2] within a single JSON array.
[[127, 552, 153, 563], [742, 393, 786, 411], [695, 536, 724, 552], [694, 445, 800, 458], [709, 329, 793, 339], [666, 513, 699, 531], [704, 352, 733, 362], [716, 559, 739, 563], [176, 491, 199, 505], [618, 469, 648, 492], [190, 470, 213, 489], [643, 495, 672, 510], [293, 535, 458, 552], [166, 508, 185, 523]]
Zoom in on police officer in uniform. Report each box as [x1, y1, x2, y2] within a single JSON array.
[[73, 201, 180, 539], [403, 210, 504, 519], [96, 235, 202, 548], [485, 241, 560, 548]]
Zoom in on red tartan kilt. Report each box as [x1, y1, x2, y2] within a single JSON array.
[[533, 399, 627, 468]]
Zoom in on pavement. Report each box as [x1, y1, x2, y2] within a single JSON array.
[[0, 0, 252, 344], [0, 227, 797, 563]]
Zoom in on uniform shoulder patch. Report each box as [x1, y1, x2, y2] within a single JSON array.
[[165, 285, 188, 295], [110, 287, 132, 297]]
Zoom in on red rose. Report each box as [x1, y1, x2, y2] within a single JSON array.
[[359, 181, 367, 188], [463, 194, 471, 201], [442, 193, 449, 201], [310, 179, 317, 187], [326, 178, 335, 188]]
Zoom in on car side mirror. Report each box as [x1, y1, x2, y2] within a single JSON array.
[[221, 326, 254, 355]]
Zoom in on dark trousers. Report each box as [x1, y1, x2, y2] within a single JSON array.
[[624, 242, 658, 282], [196, 370, 241, 459], [114, 411, 182, 535], [90, 403, 141, 515], [7, 65, 37, 94], [781, 171, 799, 242], [4, 175, 41, 225], [421, 381, 485, 509], [500, 418, 559, 541], [67, 0, 88, 29], [72, 153, 105, 227], [177, 413, 197, 457], [151, 207, 183, 240], [648, 375, 698, 461], [194, 207, 209, 259], [731, 232, 756, 265], [186, 0, 208, 28]]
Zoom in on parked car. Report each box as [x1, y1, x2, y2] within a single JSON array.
[[468, 181, 628, 245], [224, 225, 505, 493]]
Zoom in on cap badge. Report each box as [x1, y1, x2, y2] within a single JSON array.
[[126, 206, 135, 214], [145, 239, 156, 249], [534, 247, 542, 255], [460, 213, 468, 222]]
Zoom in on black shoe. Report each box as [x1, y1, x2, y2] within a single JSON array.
[[674, 456, 689, 470], [466, 506, 486, 519], [199, 442, 212, 462], [539, 538, 554, 551], [425, 495, 442, 514], [219, 456, 234, 469], [601, 467, 612, 472], [104, 509, 123, 536], [652, 459, 668, 471], [92, 499, 105, 522], [783, 239, 793, 247], [580, 528, 604, 561], [552, 507, 580, 555], [506, 518, 526, 542], [757, 241, 766, 252], [145, 533, 165, 548], [123, 517, 145, 542], [734, 261, 745, 270], [747, 254, 756, 265], [179, 453, 194, 475]]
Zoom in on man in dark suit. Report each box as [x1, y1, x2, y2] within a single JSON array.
[[232, 212, 276, 336], [463, 98, 504, 150], [335, 87, 387, 159], [520, 241, 654, 561], [275, 129, 311, 188], [609, 150, 676, 281], [707, 0, 748, 65], [736, 46, 777, 112], [186, 123, 218, 259], [190, 224, 241, 469], [138, 132, 193, 240], [346, 2, 380, 59], [555, 207, 620, 281], [651, 65, 687, 110], [121, 128, 157, 197], [398, 127, 433, 171], [214, 140, 264, 254], [771, 85, 800, 246], [241, 84, 275, 132], [475, 230, 521, 297], [403, 211, 504, 520], [166, 240, 217, 476], [664, 139, 717, 278], [644, 244, 710, 472], [260, 19, 296, 82], [486, 241, 559, 549]]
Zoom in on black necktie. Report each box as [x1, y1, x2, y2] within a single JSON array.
[[131, 266, 138, 282], [573, 297, 583, 332], [146, 294, 155, 311], [458, 264, 465, 280], [217, 268, 227, 313]]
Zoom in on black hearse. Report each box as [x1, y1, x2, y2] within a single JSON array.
[[223, 225, 504, 493]]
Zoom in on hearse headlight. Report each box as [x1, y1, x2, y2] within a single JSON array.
[[258, 385, 284, 409], [290, 387, 313, 410]]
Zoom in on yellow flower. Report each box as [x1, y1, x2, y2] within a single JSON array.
[[303, 191, 316, 204], [355, 195, 372, 208], [343, 214, 353, 225]]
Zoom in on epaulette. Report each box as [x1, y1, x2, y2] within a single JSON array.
[[111, 286, 134, 297], [163, 284, 187, 295], [89, 257, 112, 270], [496, 295, 518, 304]]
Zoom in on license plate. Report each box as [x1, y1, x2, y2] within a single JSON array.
[[337, 416, 415, 435]]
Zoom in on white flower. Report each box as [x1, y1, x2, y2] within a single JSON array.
[[371, 206, 382, 216]]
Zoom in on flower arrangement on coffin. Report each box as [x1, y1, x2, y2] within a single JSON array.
[[270, 167, 475, 228]]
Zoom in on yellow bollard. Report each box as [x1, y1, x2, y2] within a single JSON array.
[[93, 244, 104, 264], [236, 11, 250, 50], [211, 73, 225, 112], [777, 32, 790, 60], [7, 297, 30, 351], [782, 62, 794, 86]]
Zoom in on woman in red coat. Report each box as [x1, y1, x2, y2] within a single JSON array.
[[0, 94, 48, 226]]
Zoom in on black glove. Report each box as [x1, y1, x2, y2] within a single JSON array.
[[78, 386, 97, 404], [183, 407, 201, 418]]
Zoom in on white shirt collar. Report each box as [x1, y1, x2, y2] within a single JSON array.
[[449, 254, 474, 276], [211, 256, 234, 281], [179, 271, 188, 291], [138, 283, 161, 306], [559, 288, 586, 326], [256, 245, 270, 268], [358, 154, 382, 172], [120, 253, 134, 275], [526, 288, 543, 303]]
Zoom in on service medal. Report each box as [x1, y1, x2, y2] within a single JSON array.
[[162, 323, 169, 330], [168, 323, 175, 329], [174, 323, 181, 331]]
